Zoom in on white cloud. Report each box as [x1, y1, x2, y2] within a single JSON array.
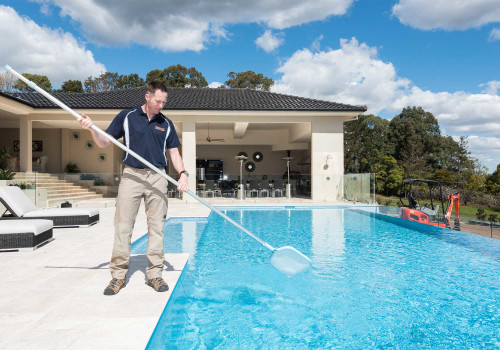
[[311, 35, 324, 52], [208, 81, 225, 88], [390, 87, 500, 137], [0, 5, 105, 86], [489, 28, 500, 41], [255, 30, 284, 53], [392, 0, 500, 30], [461, 136, 500, 172], [273, 38, 410, 113], [480, 81, 500, 95], [32, 0, 355, 52], [273, 37, 500, 169]]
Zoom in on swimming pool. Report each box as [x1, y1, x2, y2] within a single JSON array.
[[132, 207, 500, 349]]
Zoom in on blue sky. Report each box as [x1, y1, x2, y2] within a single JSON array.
[[1, 0, 499, 171]]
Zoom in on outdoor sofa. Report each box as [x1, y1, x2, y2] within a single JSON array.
[[0, 186, 99, 228], [0, 219, 53, 251]]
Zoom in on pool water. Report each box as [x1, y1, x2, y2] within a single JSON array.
[[132, 208, 500, 349]]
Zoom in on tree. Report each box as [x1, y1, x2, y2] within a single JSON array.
[[344, 114, 391, 173], [146, 65, 207, 88], [464, 174, 487, 192], [61, 79, 84, 93], [0, 71, 17, 91], [84, 72, 119, 92], [84, 72, 145, 92], [388, 106, 441, 163], [432, 168, 454, 186], [485, 164, 500, 195], [225, 71, 274, 91], [115, 73, 144, 89], [13, 73, 52, 92], [398, 134, 429, 178], [372, 155, 404, 195]]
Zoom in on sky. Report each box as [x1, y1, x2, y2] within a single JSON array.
[[0, 0, 499, 172]]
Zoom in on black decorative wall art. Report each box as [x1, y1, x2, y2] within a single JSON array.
[[13, 140, 43, 152], [245, 161, 255, 172], [253, 151, 263, 162]]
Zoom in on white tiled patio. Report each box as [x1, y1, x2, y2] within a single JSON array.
[[0, 197, 351, 349]]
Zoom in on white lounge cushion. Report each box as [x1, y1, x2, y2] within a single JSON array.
[[0, 186, 37, 216], [0, 186, 99, 220], [24, 207, 99, 218], [0, 219, 53, 236]]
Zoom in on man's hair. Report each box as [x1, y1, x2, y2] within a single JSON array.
[[146, 81, 167, 95]]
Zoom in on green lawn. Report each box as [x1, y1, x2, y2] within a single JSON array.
[[376, 195, 500, 221]]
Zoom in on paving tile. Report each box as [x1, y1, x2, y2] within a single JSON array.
[[2, 328, 82, 350], [0, 288, 71, 314], [0, 312, 45, 346], [70, 317, 159, 350]]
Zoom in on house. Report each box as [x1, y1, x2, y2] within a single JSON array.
[[0, 87, 366, 201]]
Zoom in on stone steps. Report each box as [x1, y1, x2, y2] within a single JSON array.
[[13, 172, 105, 207]]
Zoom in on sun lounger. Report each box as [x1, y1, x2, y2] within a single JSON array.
[[0, 186, 99, 228], [0, 219, 53, 251]]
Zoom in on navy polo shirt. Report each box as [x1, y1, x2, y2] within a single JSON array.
[[106, 106, 180, 169]]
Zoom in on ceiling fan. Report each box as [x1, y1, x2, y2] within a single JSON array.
[[206, 123, 225, 143]]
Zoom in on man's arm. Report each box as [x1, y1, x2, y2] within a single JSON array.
[[78, 114, 112, 148], [168, 147, 189, 192]]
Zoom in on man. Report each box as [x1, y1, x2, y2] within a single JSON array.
[[79, 81, 189, 295]]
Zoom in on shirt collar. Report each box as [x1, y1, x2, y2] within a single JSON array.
[[138, 105, 163, 122]]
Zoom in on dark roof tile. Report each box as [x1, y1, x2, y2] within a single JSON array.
[[0, 87, 367, 112]]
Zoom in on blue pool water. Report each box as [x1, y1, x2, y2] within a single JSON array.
[[132, 207, 500, 349]]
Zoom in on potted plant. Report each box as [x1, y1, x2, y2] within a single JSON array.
[[0, 147, 10, 170], [0, 168, 16, 186], [7, 156, 18, 171], [18, 181, 28, 190], [0, 168, 16, 180]]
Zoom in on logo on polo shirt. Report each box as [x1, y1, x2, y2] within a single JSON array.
[[155, 126, 165, 131]]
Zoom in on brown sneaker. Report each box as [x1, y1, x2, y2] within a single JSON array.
[[148, 277, 169, 292], [103, 278, 126, 295]]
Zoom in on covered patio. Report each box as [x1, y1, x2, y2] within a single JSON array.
[[0, 87, 366, 202]]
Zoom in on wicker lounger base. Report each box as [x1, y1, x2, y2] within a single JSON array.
[[0, 214, 99, 228], [0, 228, 53, 252]]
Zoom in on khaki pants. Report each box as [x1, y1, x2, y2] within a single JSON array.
[[110, 165, 168, 280]]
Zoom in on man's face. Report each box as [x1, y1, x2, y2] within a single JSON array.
[[146, 90, 167, 114]]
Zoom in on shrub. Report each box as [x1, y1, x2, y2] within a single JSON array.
[[94, 177, 105, 186], [80, 173, 96, 180], [476, 208, 487, 221], [488, 214, 498, 223], [64, 162, 80, 173]]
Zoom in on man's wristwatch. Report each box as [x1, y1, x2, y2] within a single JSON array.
[[180, 170, 189, 177]]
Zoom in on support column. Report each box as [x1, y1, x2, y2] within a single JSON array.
[[311, 118, 344, 202], [19, 115, 32, 172], [60, 128, 71, 173], [181, 119, 197, 203]]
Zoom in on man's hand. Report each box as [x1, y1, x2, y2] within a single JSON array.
[[177, 173, 189, 192], [78, 114, 93, 130]]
